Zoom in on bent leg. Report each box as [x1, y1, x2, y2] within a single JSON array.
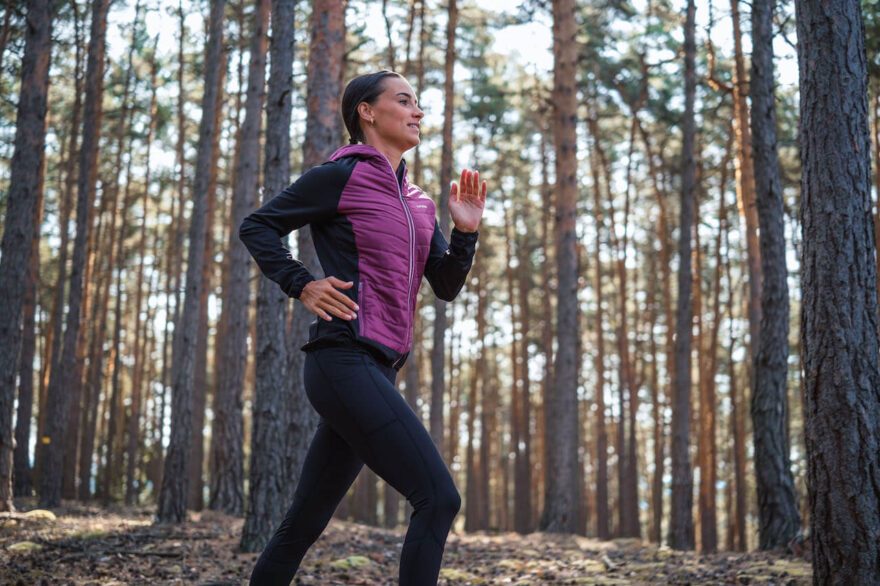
[[306, 347, 461, 586], [249, 420, 362, 585]]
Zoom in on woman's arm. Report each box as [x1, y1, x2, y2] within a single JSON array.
[[238, 163, 346, 298], [424, 223, 479, 301], [424, 169, 487, 301]]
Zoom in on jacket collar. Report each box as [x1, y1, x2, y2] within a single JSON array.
[[329, 144, 409, 187]]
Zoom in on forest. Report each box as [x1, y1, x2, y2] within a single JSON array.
[[0, 0, 879, 583]]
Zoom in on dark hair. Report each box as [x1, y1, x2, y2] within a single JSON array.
[[342, 70, 403, 144]]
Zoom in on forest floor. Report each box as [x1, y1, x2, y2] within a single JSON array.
[[1, 501, 811, 585]]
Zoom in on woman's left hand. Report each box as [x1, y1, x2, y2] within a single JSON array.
[[449, 168, 487, 233]]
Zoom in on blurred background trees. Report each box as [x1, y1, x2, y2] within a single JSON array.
[[1, 0, 878, 576]]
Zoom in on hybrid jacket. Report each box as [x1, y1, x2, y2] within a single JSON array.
[[239, 144, 478, 369]]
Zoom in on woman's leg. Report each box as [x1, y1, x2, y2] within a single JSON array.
[[249, 419, 363, 585], [304, 346, 461, 586]]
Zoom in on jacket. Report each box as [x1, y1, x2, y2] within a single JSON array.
[[239, 144, 478, 369]]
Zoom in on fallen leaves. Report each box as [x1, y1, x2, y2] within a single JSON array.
[[0, 502, 812, 585]]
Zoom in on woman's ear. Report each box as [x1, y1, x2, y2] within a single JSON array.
[[357, 102, 373, 123]]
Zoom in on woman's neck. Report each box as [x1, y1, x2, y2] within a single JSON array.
[[363, 139, 403, 172]]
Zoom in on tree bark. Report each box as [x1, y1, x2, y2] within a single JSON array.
[[797, 0, 880, 580], [210, 0, 269, 517], [240, 0, 297, 552], [105, 1, 143, 504], [586, 110, 610, 540], [285, 0, 344, 507], [750, 0, 801, 551], [669, 0, 696, 550], [539, 0, 580, 534], [515, 211, 533, 534], [126, 35, 160, 505], [0, 0, 54, 510], [536, 124, 553, 529], [40, 0, 82, 489], [730, 0, 762, 353], [157, 0, 225, 523], [40, 0, 107, 509], [429, 0, 457, 451], [12, 157, 44, 499]]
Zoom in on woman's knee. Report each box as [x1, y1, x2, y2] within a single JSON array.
[[433, 477, 461, 519], [409, 475, 460, 517]]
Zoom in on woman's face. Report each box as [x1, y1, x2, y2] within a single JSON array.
[[362, 76, 424, 153]]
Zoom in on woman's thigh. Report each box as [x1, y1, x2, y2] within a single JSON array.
[[304, 346, 454, 502]]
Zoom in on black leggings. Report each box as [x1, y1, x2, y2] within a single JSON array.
[[249, 345, 460, 585]]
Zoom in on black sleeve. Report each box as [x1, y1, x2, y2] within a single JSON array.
[[424, 221, 479, 301], [239, 162, 348, 298]]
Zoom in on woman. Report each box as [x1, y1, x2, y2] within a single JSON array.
[[239, 70, 487, 585]]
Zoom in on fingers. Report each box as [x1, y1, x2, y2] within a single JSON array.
[[456, 169, 485, 198], [301, 277, 359, 321], [326, 276, 354, 289], [450, 181, 459, 202]]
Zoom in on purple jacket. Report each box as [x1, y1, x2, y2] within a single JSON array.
[[239, 144, 478, 368]]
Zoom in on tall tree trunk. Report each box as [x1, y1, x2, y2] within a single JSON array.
[[105, 1, 142, 504], [478, 354, 494, 529], [381, 0, 396, 70], [609, 113, 641, 539], [286, 0, 344, 506], [730, 0, 762, 354], [586, 112, 610, 540], [157, 0, 225, 523], [153, 0, 189, 497], [78, 206, 117, 502], [211, 0, 269, 516], [240, 0, 297, 552], [540, 0, 580, 534], [92, 157, 124, 502], [411, 0, 426, 184], [502, 189, 526, 533], [515, 216, 533, 534], [726, 237, 747, 552], [646, 233, 661, 544], [693, 217, 706, 550], [39, 0, 106, 509], [40, 0, 82, 478], [126, 41, 159, 504], [799, 0, 880, 580], [750, 0, 800, 550], [669, 0, 696, 550], [12, 161, 44, 499], [536, 126, 554, 528], [636, 114, 674, 545], [429, 0, 457, 451], [464, 266, 484, 531], [191, 37, 228, 513], [0, 0, 54, 509]]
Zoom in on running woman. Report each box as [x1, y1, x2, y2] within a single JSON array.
[[239, 70, 487, 585]]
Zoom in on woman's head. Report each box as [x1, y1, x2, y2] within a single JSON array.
[[342, 71, 423, 151]]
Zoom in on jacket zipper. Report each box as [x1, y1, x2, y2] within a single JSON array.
[[383, 158, 416, 360]]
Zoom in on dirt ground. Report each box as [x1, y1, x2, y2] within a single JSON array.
[[0, 502, 811, 585]]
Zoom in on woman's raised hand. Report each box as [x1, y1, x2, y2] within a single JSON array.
[[449, 169, 487, 233], [300, 276, 359, 321]]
